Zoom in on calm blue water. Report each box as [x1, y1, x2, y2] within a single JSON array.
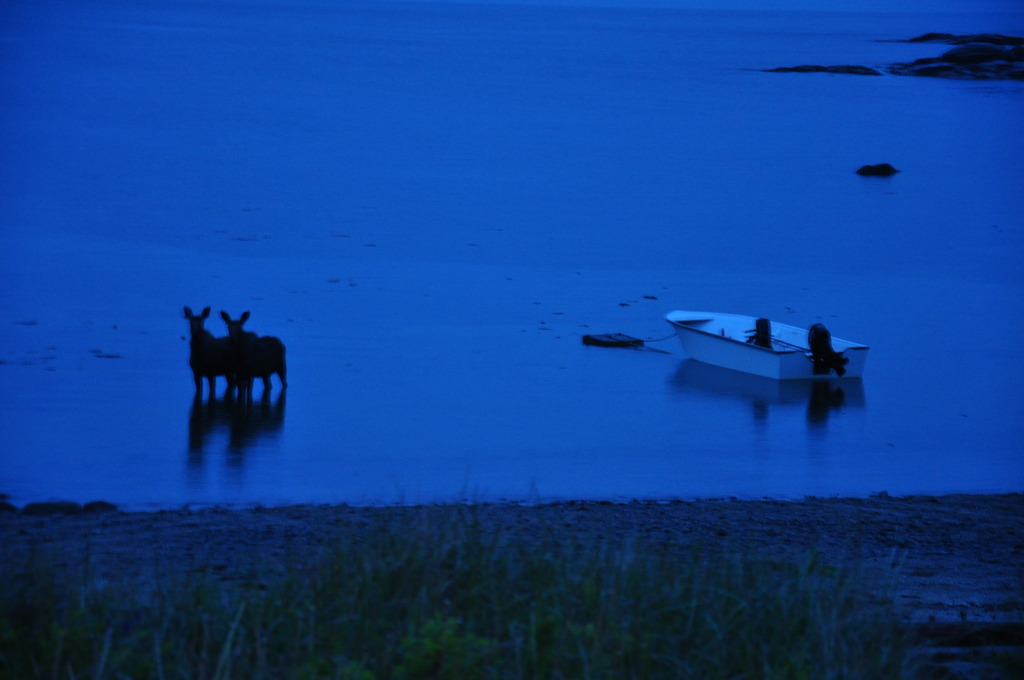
[[2, 0, 1022, 508]]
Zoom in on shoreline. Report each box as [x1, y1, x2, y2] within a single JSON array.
[[3, 492, 1021, 625], [5, 486, 1023, 515]]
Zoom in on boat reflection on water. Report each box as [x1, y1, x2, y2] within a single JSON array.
[[668, 360, 864, 427]]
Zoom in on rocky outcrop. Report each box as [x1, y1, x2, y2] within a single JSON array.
[[889, 40, 1024, 79], [764, 65, 882, 76], [22, 501, 84, 516], [17, 500, 119, 515], [905, 32, 1024, 47], [766, 33, 1024, 80], [856, 163, 900, 177], [942, 43, 1019, 63]]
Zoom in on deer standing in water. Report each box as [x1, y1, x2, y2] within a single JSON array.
[[184, 306, 235, 399], [220, 311, 287, 402]]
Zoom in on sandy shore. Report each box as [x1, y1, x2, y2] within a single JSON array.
[[3, 493, 1021, 626]]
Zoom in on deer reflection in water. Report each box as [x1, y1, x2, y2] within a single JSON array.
[[187, 391, 286, 475]]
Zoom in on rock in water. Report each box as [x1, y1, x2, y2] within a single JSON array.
[[764, 64, 882, 75], [941, 44, 1011, 64], [856, 163, 900, 177]]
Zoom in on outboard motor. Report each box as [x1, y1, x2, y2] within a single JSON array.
[[808, 323, 849, 377]]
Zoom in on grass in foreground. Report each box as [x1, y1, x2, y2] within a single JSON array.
[[1, 508, 911, 679]]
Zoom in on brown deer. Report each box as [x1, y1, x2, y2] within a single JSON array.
[[220, 311, 287, 401], [184, 306, 235, 399]]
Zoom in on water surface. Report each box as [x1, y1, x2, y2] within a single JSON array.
[[2, 0, 1022, 508]]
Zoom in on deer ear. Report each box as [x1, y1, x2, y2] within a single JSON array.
[[241, 311, 250, 322], [184, 306, 192, 318], [220, 311, 231, 322], [201, 307, 211, 318]]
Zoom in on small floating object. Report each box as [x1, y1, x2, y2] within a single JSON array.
[[582, 333, 647, 348]]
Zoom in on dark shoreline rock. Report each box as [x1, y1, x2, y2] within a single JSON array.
[[83, 500, 119, 513], [14, 500, 119, 515], [889, 48, 1024, 80], [941, 43, 1018, 64], [764, 65, 882, 76], [904, 32, 1024, 46], [22, 501, 84, 516], [766, 32, 1024, 81]]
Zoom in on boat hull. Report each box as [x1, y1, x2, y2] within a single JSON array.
[[665, 311, 868, 380]]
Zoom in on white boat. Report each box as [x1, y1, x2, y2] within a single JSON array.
[[665, 310, 868, 380]]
